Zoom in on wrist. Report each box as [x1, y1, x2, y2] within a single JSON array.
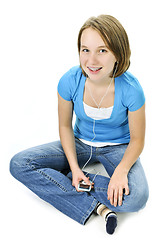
[[69, 161, 80, 173], [115, 164, 129, 175]]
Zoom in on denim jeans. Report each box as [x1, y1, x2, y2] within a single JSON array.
[[9, 138, 149, 225]]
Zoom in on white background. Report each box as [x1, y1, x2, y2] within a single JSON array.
[[0, 0, 158, 239]]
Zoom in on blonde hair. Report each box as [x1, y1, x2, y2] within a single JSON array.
[[78, 15, 131, 77]]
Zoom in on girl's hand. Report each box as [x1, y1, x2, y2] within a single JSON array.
[[72, 167, 92, 192], [107, 168, 129, 207]]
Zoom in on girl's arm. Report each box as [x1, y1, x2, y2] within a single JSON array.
[[58, 93, 91, 191], [107, 104, 146, 207]]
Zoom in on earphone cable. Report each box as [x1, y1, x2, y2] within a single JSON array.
[[82, 119, 96, 171]]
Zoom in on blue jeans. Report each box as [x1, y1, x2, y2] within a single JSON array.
[[9, 138, 149, 225]]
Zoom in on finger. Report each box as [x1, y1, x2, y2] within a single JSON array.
[[125, 185, 129, 195], [113, 189, 118, 207], [107, 189, 112, 201], [107, 184, 111, 200], [109, 188, 114, 205], [118, 188, 123, 206], [83, 176, 91, 185], [72, 180, 76, 187], [107, 190, 110, 200], [75, 183, 83, 192]]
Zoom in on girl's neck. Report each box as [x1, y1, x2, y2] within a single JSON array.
[[87, 76, 114, 88]]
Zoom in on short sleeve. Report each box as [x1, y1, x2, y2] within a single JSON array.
[[125, 79, 145, 112], [57, 70, 73, 101]]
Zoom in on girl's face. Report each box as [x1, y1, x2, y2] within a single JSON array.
[[79, 28, 117, 83]]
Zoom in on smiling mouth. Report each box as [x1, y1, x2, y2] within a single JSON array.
[[87, 67, 102, 73]]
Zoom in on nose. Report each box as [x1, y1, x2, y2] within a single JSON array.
[[88, 52, 98, 65]]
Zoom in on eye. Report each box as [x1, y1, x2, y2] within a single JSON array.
[[82, 49, 89, 53], [99, 49, 107, 53]]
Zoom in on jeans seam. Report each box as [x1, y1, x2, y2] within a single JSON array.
[[99, 154, 116, 169], [76, 152, 92, 156], [80, 198, 98, 224], [26, 155, 65, 163], [26, 162, 68, 193], [26, 152, 92, 164], [37, 169, 68, 192], [94, 187, 107, 192]]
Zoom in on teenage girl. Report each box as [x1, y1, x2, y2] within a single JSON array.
[[10, 15, 149, 235]]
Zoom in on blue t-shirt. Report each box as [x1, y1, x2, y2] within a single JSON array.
[[57, 66, 145, 144]]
